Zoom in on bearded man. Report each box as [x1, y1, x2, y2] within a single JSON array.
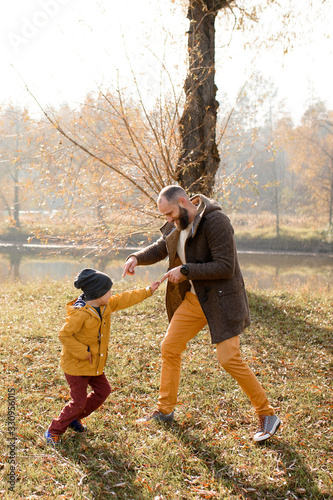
[[122, 185, 281, 442]]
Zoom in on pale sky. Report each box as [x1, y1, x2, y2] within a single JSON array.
[[1, 0, 332, 124]]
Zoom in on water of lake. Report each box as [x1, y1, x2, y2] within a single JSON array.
[[1, 246, 332, 291]]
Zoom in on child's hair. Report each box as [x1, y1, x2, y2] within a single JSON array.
[[74, 268, 113, 300]]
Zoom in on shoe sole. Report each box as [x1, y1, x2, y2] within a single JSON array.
[[254, 419, 281, 443]]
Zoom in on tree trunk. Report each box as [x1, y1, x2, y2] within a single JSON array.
[[177, 0, 227, 196], [9, 251, 22, 281], [274, 183, 280, 238], [0, 190, 12, 218], [13, 181, 21, 229], [13, 125, 21, 229], [329, 165, 333, 228]]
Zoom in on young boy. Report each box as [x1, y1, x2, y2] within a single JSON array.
[[44, 268, 161, 446]]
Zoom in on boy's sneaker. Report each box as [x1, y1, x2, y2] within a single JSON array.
[[44, 430, 61, 447], [253, 415, 281, 442], [135, 409, 174, 424], [69, 419, 87, 433]]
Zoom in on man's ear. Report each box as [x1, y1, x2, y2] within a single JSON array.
[[178, 197, 186, 207]]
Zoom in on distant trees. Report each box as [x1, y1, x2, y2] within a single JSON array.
[[1, 85, 332, 247], [0, 107, 36, 230], [24, 87, 182, 247], [214, 78, 333, 231], [215, 75, 292, 237], [286, 102, 333, 227]]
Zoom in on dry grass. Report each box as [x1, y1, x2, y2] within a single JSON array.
[[1, 279, 332, 499], [229, 212, 328, 231]]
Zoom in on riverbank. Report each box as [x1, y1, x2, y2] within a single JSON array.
[[1, 234, 332, 255], [235, 234, 333, 254], [1, 280, 332, 499], [1, 214, 332, 255]]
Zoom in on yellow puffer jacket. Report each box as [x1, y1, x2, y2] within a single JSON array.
[[59, 287, 152, 376]]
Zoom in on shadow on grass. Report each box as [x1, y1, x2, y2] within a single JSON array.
[[167, 422, 329, 499], [267, 439, 330, 500], [248, 291, 333, 356], [61, 434, 146, 500]]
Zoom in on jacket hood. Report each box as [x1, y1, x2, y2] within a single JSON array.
[[190, 194, 223, 238], [190, 194, 223, 216], [73, 293, 87, 309], [66, 295, 107, 323]]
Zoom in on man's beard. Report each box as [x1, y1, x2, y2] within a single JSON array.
[[177, 206, 190, 230]]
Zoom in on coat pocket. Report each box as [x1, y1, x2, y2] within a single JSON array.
[[216, 278, 245, 297], [217, 286, 249, 325], [74, 353, 98, 370]]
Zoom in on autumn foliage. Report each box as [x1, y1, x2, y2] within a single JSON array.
[[0, 91, 332, 250]]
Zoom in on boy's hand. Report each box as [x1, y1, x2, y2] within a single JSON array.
[[85, 351, 92, 364], [150, 280, 161, 293]]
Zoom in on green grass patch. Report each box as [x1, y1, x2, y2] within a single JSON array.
[[231, 213, 332, 253], [1, 280, 332, 499]]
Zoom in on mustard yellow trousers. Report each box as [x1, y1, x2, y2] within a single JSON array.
[[158, 292, 275, 416]]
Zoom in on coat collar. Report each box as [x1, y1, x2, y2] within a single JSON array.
[[190, 195, 205, 238], [67, 298, 106, 319], [87, 306, 104, 320]]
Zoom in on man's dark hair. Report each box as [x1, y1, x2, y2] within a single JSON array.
[[158, 185, 188, 204]]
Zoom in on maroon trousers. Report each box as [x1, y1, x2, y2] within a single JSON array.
[[48, 372, 112, 436]]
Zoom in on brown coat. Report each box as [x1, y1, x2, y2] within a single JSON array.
[[130, 195, 250, 343]]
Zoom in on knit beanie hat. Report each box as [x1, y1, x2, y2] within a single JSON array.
[[74, 268, 113, 300]]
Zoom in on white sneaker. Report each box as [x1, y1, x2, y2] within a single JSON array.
[[253, 415, 281, 442]]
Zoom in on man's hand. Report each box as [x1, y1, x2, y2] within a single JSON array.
[[161, 266, 184, 284], [122, 256, 138, 277], [85, 351, 92, 364]]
